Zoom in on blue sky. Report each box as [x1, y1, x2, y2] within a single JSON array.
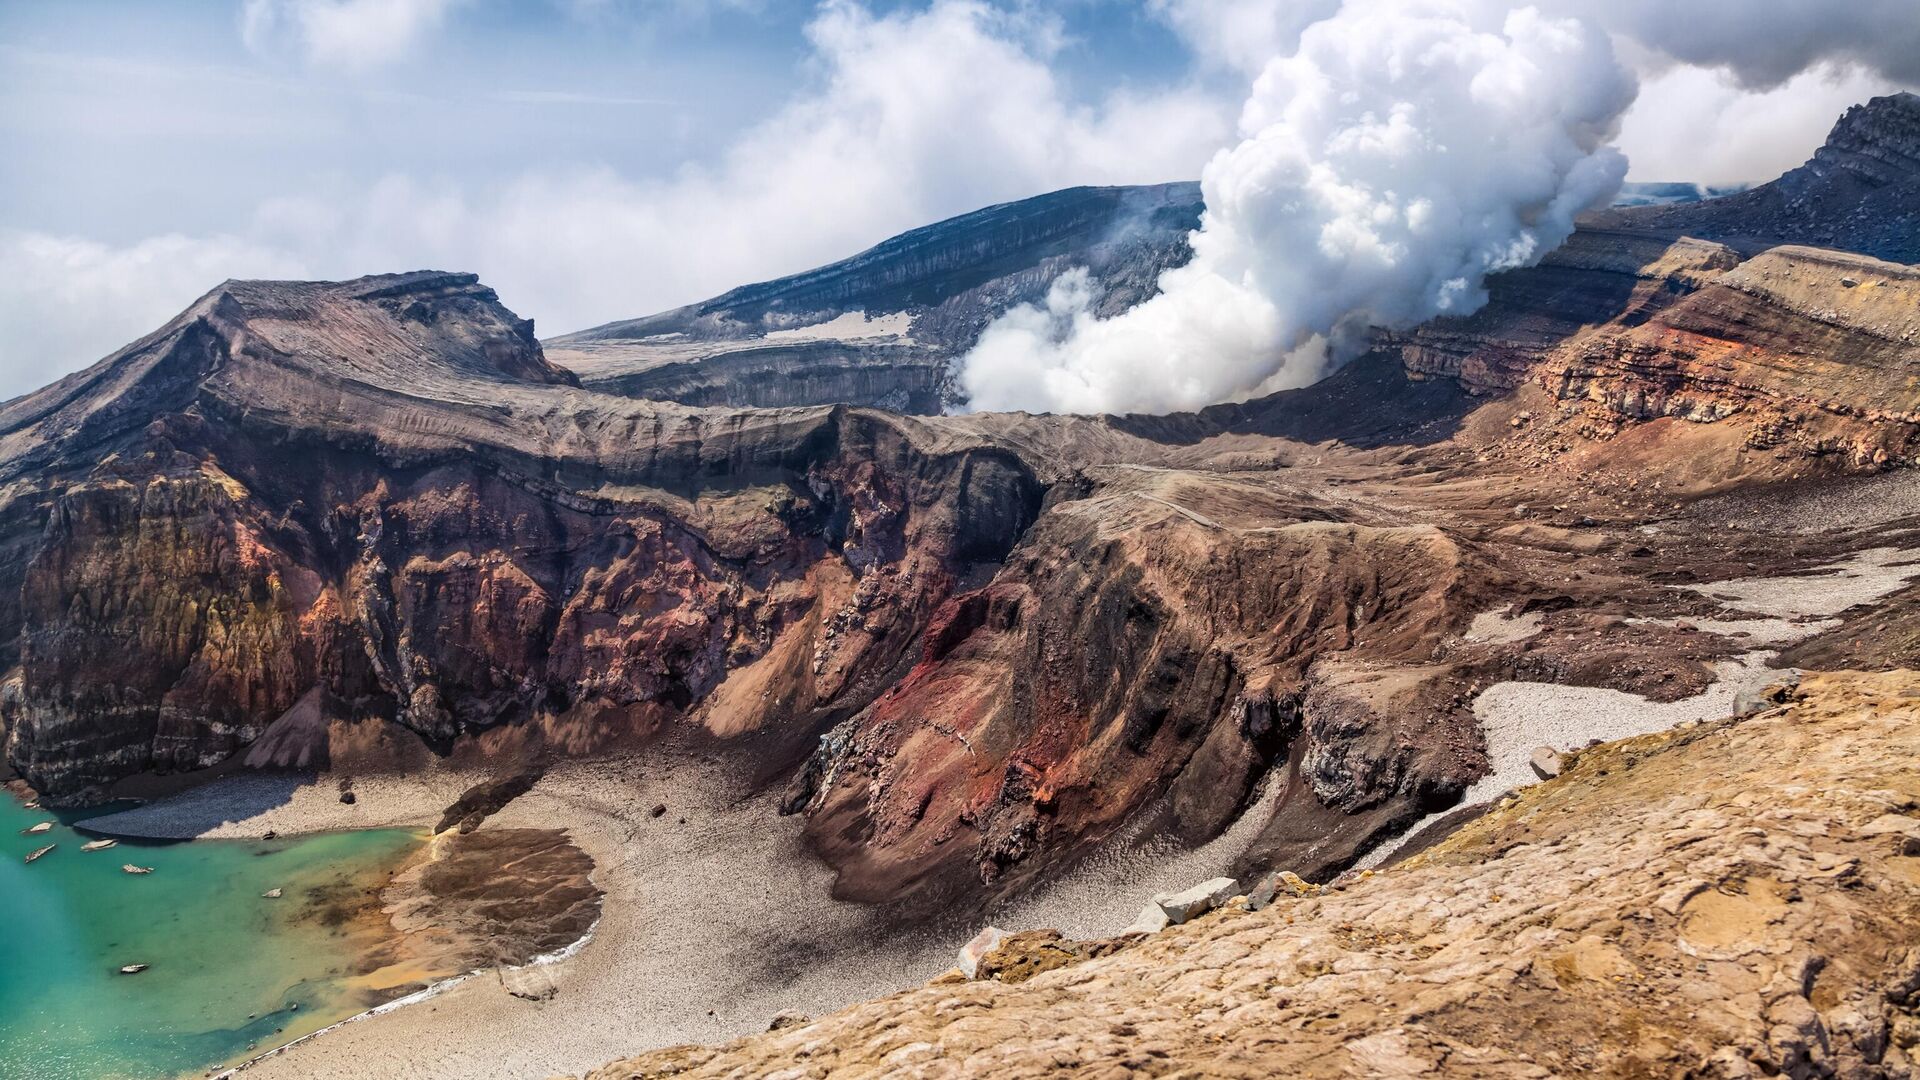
[[1, 0, 1913, 399], [1, 2, 1196, 244]]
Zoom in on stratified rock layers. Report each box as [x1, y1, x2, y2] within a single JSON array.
[[0, 273, 1042, 812]]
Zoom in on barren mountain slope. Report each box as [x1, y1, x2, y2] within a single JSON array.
[[545, 182, 1203, 411], [552, 93, 1920, 419]]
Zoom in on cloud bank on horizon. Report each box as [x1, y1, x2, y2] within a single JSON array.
[[958, 0, 1920, 414], [0, 0, 1915, 405]]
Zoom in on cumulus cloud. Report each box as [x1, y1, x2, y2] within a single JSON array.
[[1147, 0, 1338, 75], [1618, 62, 1905, 184], [960, 1, 1634, 414], [2, 0, 1229, 398], [240, 0, 463, 70], [0, 230, 307, 401]]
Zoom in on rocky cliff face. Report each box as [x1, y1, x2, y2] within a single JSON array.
[[0, 260, 1760, 906], [1389, 93, 1920, 470], [1586, 91, 1920, 265], [0, 272, 1048, 804]]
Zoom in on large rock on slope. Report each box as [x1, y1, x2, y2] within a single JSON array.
[[584, 670, 1920, 1079]]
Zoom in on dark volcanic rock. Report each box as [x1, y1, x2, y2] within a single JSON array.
[[0, 271, 1048, 806], [436, 769, 543, 834]]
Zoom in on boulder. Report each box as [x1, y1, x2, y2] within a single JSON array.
[[767, 1010, 812, 1032], [1530, 746, 1564, 780], [1246, 874, 1279, 911], [1274, 870, 1323, 898], [972, 929, 1131, 984], [501, 963, 560, 1002], [956, 926, 1006, 979], [1249, 869, 1324, 907], [1121, 902, 1171, 935], [1152, 877, 1238, 925], [972, 930, 1076, 984]]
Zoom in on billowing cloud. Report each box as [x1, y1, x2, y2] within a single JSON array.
[[959, 0, 1920, 415], [1147, 0, 1338, 75], [960, 2, 1634, 414]]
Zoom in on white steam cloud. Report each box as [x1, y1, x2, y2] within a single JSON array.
[[960, 2, 1634, 415], [958, 0, 1920, 415]]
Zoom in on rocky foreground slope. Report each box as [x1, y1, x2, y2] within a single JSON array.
[[587, 670, 1920, 1079]]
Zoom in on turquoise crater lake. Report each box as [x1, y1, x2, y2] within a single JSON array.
[[0, 793, 426, 1080]]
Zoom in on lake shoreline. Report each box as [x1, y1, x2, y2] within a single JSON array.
[[0, 787, 429, 1080]]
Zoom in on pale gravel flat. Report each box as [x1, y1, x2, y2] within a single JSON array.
[[87, 770, 488, 839], [1462, 604, 1545, 645], [1359, 544, 1920, 870]]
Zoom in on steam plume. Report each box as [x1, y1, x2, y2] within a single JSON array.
[[956, 0, 1920, 416], [958, 1, 1634, 415]]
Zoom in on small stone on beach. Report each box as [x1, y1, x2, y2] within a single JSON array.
[[768, 1010, 811, 1031]]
